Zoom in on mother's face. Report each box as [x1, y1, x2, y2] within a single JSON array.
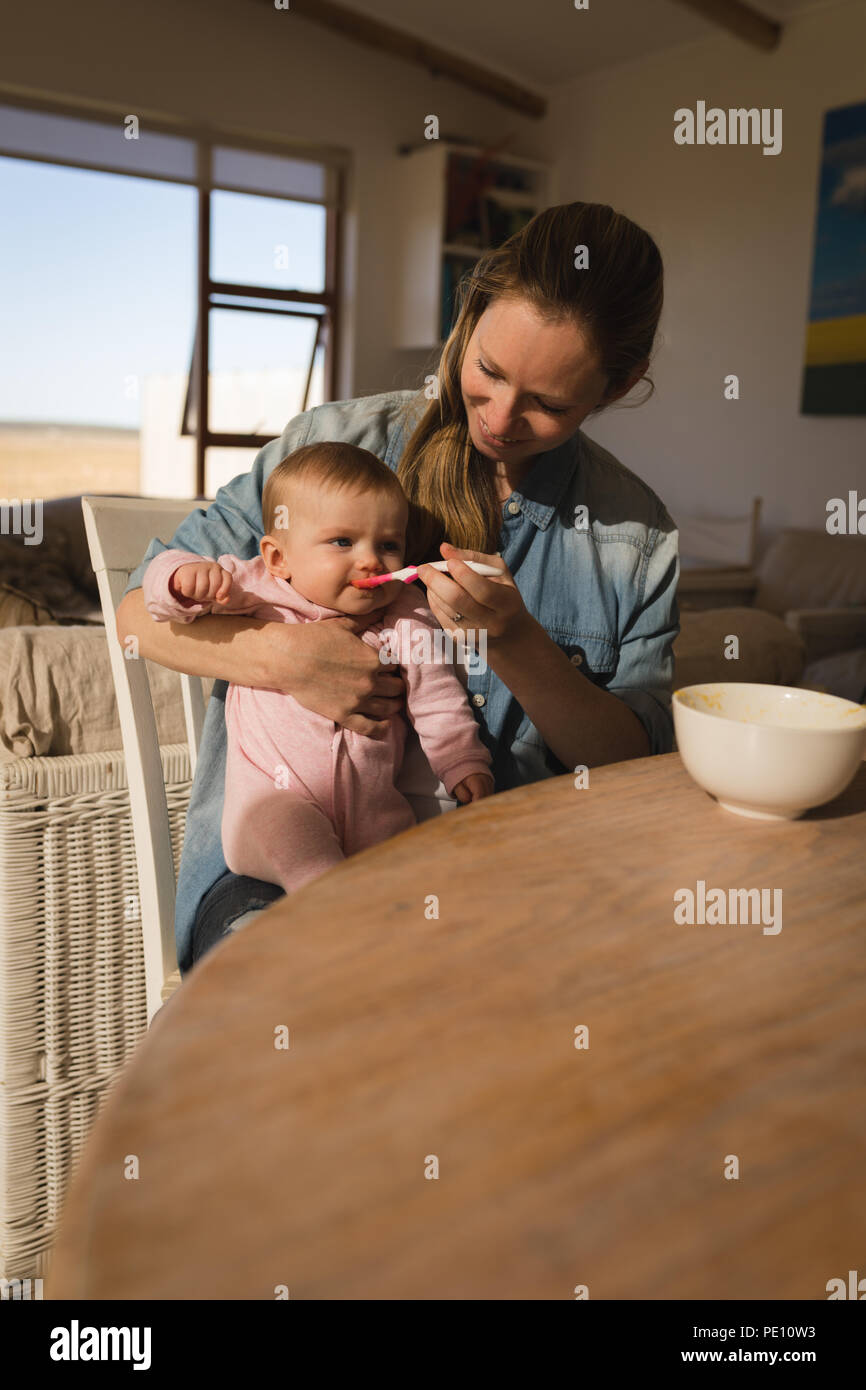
[[460, 296, 613, 466]]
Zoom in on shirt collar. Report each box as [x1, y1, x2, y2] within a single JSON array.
[[504, 431, 582, 531]]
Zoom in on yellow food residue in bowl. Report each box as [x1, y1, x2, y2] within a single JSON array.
[[676, 688, 725, 712]]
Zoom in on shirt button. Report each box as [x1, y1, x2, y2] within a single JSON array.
[[506, 501, 521, 515], [472, 693, 486, 707], [570, 653, 583, 666]]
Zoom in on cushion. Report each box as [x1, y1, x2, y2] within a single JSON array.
[[0, 581, 56, 630], [801, 648, 866, 704], [784, 606, 866, 664], [0, 494, 108, 624], [0, 535, 100, 625], [0, 623, 212, 761], [755, 528, 866, 616], [673, 606, 806, 689]]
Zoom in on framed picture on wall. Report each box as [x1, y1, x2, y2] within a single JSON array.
[[801, 98, 866, 416]]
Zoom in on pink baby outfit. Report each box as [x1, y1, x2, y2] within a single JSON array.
[[144, 550, 493, 894]]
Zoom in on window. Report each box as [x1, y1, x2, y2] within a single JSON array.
[[0, 156, 195, 500], [0, 98, 345, 498]]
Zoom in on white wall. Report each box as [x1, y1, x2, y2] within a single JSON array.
[[2, 0, 547, 405], [547, 0, 866, 544]]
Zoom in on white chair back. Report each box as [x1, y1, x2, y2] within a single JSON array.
[[82, 496, 205, 1024]]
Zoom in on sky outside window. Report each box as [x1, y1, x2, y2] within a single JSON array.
[[0, 157, 196, 426], [210, 189, 325, 294], [0, 158, 325, 428]]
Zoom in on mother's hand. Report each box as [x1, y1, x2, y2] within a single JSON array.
[[117, 588, 404, 738], [275, 616, 406, 738], [416, 541, 531, 646]]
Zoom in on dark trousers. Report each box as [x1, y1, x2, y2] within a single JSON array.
[[191, 871, 285, 965]]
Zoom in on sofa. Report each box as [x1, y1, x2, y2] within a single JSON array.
[[671, 528, 866, 700], [1, 497, 864, 1281]]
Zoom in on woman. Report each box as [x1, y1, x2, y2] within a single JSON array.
[[119, 202, 679, 974]]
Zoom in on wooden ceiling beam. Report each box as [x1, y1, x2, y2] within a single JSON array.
[[667, 0, 783, 51], [260, 0, 547, 119]]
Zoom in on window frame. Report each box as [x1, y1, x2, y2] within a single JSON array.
[[0, 91, 346, 495]]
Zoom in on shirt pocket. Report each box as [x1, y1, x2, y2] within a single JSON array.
[[552, 630, 619, 690]]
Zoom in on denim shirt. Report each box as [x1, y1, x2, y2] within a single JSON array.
[[126, 389, 679, 972]]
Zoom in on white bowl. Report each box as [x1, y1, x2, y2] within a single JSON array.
[[673, 683, 866, 820]]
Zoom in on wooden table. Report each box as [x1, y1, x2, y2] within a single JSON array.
[[47, 754, 866, 1300]]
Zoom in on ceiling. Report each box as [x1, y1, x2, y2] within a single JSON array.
[[325, 0, 832, 90]]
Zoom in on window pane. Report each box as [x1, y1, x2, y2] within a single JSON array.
[[213, 146, 330, 203], [0, 423, 140, 500], [210, 190, 326, 292], [206, 447, 260, 499], [208, 308, 321, 434], [0, 156, 195, 498]]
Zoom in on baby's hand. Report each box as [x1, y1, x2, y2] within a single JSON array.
[[169, 561, 232, 606], [452, 773, 495, 805]]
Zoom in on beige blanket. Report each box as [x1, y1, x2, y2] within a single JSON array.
[[0, 624, 212, 761]]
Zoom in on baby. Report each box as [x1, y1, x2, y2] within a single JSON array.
[[143, 442, 495, 895]]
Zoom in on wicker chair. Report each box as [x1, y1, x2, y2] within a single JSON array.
[[0, 745, 191, 1283]]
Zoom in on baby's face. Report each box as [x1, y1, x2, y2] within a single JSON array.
[[263, 482, 408, 613]]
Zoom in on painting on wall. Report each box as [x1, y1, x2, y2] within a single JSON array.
[[801, 98, 866, 416]]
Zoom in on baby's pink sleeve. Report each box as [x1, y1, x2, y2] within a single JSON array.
[[142, 550, 263, 623], [387, 594, 494, 797]]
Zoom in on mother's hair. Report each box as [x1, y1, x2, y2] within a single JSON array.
[[397, 202, 664, 558]]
